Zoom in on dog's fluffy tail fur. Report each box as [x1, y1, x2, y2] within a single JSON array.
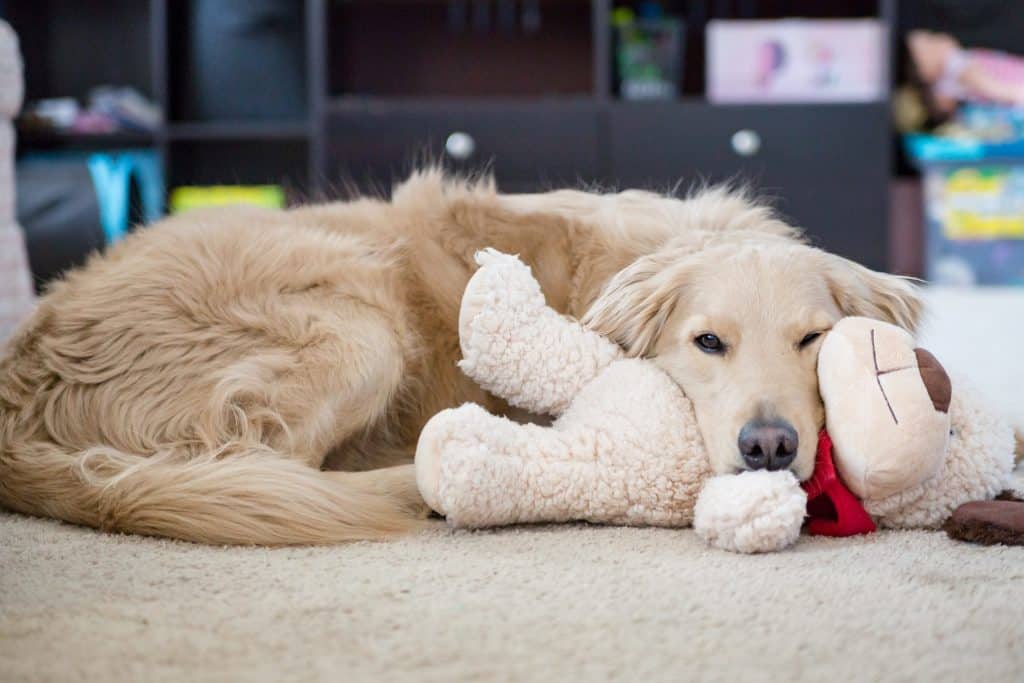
[[0, 440, 424, 545]]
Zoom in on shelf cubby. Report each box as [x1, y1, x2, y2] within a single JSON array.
[[5, 0, 899, 269], [327, 0, 594, 98]]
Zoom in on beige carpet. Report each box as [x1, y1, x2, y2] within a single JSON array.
[[3, 503, 1024, 682]]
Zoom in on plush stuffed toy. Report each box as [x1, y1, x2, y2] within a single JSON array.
[[415, 250, 1018, 552]]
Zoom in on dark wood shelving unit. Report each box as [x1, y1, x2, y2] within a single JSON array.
[[166, 121, 312, 141], [7, 0, 897, 268], [15, 129, 158, 149]]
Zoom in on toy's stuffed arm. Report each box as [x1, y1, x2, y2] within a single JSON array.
[[458, 249, 623, 416]]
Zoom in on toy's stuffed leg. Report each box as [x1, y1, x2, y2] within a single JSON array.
[[458, 249, 622, 417], [416, 403, 638, 528], [944, 491, 1024, 546]]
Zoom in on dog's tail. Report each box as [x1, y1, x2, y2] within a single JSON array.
[[0, 440, 425, 545], [1015, 426, 1024, 465]]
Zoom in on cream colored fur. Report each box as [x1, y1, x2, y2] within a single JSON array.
[[0, 170, 922, 545]]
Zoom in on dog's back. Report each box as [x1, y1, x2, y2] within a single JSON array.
[[0, 171, 596, 544], [0, 202, 432, 543]]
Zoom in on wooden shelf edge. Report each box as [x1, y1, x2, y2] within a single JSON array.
[[166, 121, 312, 141], [17, 129, 158, 149], [326, 94, 600, 112]]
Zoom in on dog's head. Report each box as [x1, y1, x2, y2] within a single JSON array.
[[583, 236, 921, 481]]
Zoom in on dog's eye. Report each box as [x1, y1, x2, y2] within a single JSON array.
[[695, 333, 724, 354], [799, 332, 822, 349]]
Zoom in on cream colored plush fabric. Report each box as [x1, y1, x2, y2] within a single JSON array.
[[817, 317, 1014, 527], [692, 469, 806, 553], [418, 360, 712, 528], [2, 501, 1024, 683], [457, 248, 623, 416], [421, 249, 713, 528], [819, 317, 953, 501], [866, 381, 1014, 528]]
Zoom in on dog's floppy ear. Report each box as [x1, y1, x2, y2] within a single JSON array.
[[824, 254, 923, 333], [581, 250, 690, 357]]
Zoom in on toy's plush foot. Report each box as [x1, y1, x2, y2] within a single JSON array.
[[456, 249, 621, 417], [693, 470, 807, 553], [414, 411, 449, 515], [944, 492, 1024, 546], [458, 248, 547, 346], [415, 404, 494, 516], [416, 402, 543, 527]]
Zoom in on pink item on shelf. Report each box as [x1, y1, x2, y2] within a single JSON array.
[[71, 111, 118, 134], [707, 20, 887, 104], [935, 49, 1024, 104]]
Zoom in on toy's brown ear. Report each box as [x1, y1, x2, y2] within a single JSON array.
[[824, 254, 923, 333], [944, 492, 1024, 546], [913, 348, 951, 413]]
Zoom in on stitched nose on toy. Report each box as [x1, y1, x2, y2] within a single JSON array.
[[738, 419, 799, 471]]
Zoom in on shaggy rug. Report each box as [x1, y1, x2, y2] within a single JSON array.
[[3, 507, 1024, 682], [2, 289, 1022, 682]]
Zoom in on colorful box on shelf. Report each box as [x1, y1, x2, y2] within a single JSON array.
[[613, 7, 684, 101], [906, 129, 1024, 286], [169, 185, 286, 214], [706, 19, 886, 104]]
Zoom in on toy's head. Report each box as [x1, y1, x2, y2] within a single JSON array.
[[818, 317, 952, 501]]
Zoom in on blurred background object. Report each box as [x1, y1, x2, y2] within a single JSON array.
[[1, 0, 1023, 291], [706, 18, 886, 103], [0, 18, 35, 343], [612, 3, 684, 100]]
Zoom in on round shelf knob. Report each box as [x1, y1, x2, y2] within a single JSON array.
[[445, 131, 476, 161], [731, 129, 761, 157]]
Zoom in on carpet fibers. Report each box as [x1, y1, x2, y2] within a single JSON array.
[[3, 506, 1024, 682]]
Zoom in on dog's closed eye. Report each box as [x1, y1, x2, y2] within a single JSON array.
[[798, 332, 822, 349]]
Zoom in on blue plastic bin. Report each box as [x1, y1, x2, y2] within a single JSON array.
[[906, 133, 1024, 285], [21, 149, 164, 245]]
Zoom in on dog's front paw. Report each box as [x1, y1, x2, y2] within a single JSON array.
[[693, 471, 806, 553]]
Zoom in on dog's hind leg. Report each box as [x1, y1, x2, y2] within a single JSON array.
[[0, 292, 430, 544]]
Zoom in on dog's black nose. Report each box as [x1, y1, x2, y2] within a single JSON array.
[[738, 419, 798, 471]]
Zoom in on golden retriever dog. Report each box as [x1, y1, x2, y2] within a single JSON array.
[[0, 170, 925, 545]]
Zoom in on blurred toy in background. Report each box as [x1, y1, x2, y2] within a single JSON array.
[[905, 104, 1024, 286], [908, 30, 1024, 116], [897, 22, 1024, 286], [612, 3, 683, 101]]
